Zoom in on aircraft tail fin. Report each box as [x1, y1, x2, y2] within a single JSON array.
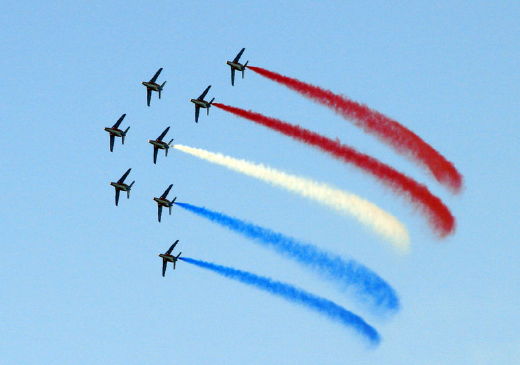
[[127, 181, 135, 198], [159, 81, 166, 99], [122, 126, 130, 144], [242, 61, 248, 78], [207, 98, 215, 115], [169, 197, 176, 215], [174, 252, 182, 270]]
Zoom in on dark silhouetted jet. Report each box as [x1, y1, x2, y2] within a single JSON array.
[[190, 85, 214, 123], [110, 168, 134, 206], [154, 184, 176, 222], [159, 240, 182, 277], [226, 48, 248, 86], [104, 114, 130, 152], [142, 68, 166, 106], [148, 126, 173, 164]]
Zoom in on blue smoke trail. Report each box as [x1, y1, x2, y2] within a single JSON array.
[[176, 202, 399, 314], [179, 256, 380, 345]]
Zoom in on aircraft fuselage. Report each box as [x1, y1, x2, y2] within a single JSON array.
[[142, 81, 160, 91], [105, 127, 123, 136], [191, 99, 210, 108], [111, 182, 130, 191], [159, 254, 176, 262], [149, 140, 169, 149], [154, 197, 171, 207], [227, 61, 246, 71]]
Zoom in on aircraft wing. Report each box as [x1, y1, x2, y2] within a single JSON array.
[[195, 106, 200, 123], [166, 240, 179, 255], [158, 205, 163, 222], [146, 89, 152, 107], [112, 113, 126, 129], [118, 168, 131, 183], [233, 48, 245, 63], [115, 189, 120, 206], [110, 135, 115, 152], [157, 126, 170, 141], [150, 67, 163, 83], [231, 68, 235, 86], [153, 146, 159, 164], [162, 259, 167, 277], [161, 184, 173, 199], [198, 85, 211, 100]]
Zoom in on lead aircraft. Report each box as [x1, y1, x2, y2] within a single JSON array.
[[110, 168, 134, 206], [190, 85, 214, 123], [153, 184, 177, 222], [104, 113, 130, 152], [142, 68, 166, 107], [148, 126, 173, 164], [159, 240, 182, 277], [226, 48, 248, 86]]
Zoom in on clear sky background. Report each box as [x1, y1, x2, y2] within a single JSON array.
[[2, 1, 519, 364]]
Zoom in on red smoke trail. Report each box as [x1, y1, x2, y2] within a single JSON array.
[[247, 66, 463, 194], [214, 103, 455, 238]]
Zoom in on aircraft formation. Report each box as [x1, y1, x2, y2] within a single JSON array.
[[99, 43, 463, 345], [105, 48, 248, 276]]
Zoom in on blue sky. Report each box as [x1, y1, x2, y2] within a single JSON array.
[[2, 1, 519, 364]]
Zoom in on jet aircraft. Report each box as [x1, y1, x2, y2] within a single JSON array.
[[110, 168, 134, 206], [154, 184, 177, 222], [142, 68, 166, 107], [226, 48, 248, 86], [104, 113, 130, 152], [190, 85, 214, 123], [159, 240, 182, 277], [148, 126, 173, 164]]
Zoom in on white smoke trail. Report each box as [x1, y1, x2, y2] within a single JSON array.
[[173, 144, 410, 252]]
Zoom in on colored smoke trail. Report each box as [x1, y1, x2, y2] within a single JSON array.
[[173, 144, 410, 251], [179, 256, 381, 345], [214, 103, 455, 238], [247, 66, 463, 193], [176, 202, 399, 313]]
